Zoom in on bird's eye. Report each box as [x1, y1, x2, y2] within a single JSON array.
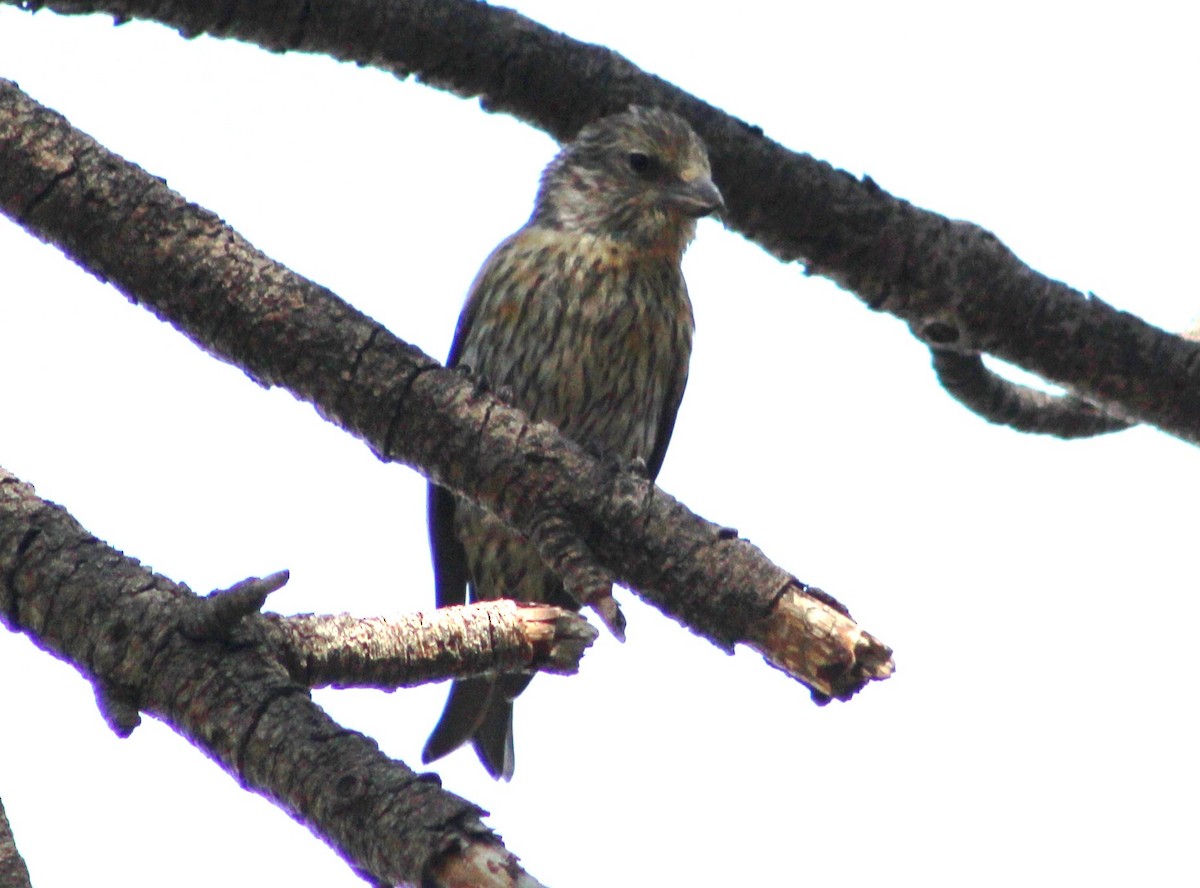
[[627, 152, 656, 176]]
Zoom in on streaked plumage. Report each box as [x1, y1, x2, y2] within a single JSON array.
[[422, 107, 722, 779]]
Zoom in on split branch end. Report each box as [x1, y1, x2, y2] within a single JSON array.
[[748, 584, 894, 701]]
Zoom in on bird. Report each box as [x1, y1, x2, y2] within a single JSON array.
[[422, 106, 723, 779]]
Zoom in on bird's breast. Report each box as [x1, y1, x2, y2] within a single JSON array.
[[460, 231, 694, 462]]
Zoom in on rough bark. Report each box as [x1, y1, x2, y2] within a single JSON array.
[[262, 602, 597, 690], [0, 797, 33, 888], [0, 466, 550, 887], [6, 0, 1200, 445], [929, 349, 1132, 438], [0, 78, 893, 699]]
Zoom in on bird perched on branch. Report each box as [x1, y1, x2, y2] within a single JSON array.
[[422, 106, 723, 779]]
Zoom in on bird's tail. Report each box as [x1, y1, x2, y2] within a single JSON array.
[[423, 675, 530, 780]]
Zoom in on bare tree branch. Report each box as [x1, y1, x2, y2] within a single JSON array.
[[0, 465, 549, 886], [929, 349, 1132, 438], [263, 602, 597, 690], [9, 0, 1197, 445], [178, 572, 597, 687], [0, 78, 893, 699], [0, 797, 33, 888]]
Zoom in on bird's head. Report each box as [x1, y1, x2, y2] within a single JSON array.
[[533, 106, 724, 253]]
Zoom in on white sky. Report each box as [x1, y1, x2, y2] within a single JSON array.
[[2, 3, 1198, 886]]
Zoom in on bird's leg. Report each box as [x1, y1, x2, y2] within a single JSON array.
[[463, 365, 515, 406]]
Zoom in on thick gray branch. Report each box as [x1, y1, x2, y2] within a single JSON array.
[[7, 0, 1200, 442], [0, 78, 892, 699], [0, 466, 539, 886]]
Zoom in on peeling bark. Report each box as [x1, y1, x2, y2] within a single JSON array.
[[263, 602, 597, 690]]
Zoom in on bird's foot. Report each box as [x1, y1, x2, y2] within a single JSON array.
[[601, 451, 650, 478]]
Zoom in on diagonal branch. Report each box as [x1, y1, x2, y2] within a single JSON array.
[[0, 797, 33, 888], [0, 466, 544, 887], [0, 80, 890, 697], [9, 0, 1198, 444]]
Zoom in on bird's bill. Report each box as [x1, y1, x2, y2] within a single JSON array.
[[664, 177, 725, 218]]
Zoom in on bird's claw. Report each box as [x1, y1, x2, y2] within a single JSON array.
[[589, 594, 627, 642]]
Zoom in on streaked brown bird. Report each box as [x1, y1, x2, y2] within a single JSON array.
[[422, 106, 723, 779]]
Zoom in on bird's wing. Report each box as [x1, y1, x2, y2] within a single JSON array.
[[427, 483, 468, 608], [427, 236, 519, 608], [645, 282, 692, 482], [445, 234, 518, 370], [646, 365, 688, 481]]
